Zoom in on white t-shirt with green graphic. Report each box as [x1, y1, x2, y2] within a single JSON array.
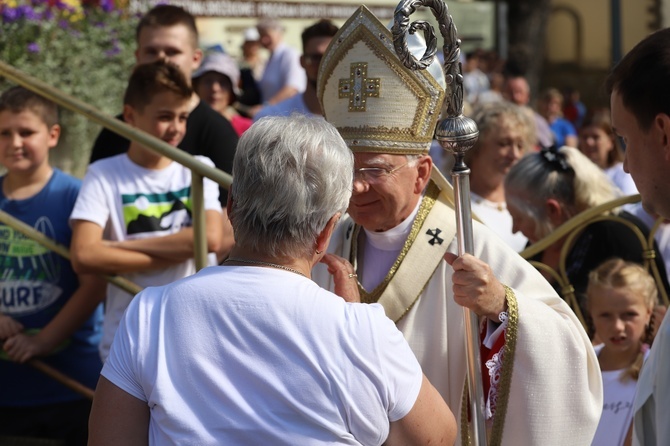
[[70, 154, 222, 361]]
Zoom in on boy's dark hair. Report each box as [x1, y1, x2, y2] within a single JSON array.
[[0, 86, 58, 127], [606, 27, 670, 131], [301, 19, 339, 51], [136, 4, 199, 48], [123, 60, 193, 111]]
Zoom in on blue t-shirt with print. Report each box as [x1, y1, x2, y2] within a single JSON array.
[[0, 169, 103, 406]]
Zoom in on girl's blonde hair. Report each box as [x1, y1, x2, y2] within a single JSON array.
[[586, 258, 658, 381]]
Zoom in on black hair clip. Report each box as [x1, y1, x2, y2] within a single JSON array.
[[540, 145, 571, 172]]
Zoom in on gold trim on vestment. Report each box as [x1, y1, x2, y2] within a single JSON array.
[[351, 181, 440, 311], [460, 285, 519, 446]]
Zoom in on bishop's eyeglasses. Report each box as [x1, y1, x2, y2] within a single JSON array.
[[354, 161, 409, 184]]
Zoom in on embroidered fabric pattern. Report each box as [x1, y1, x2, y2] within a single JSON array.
[[461, 288, 517, 446], [485, 311, 509, 420], [485, 347, 505, 420]]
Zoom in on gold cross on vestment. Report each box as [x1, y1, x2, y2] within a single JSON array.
[[338, 62, 381, 112]]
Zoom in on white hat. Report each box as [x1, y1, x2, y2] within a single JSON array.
[[243, 27, 260, 42], [317, 6, 445, 155], [192, 53, 241, 97]]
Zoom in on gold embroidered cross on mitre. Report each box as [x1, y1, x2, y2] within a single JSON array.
[[338, 62, 381, 112]]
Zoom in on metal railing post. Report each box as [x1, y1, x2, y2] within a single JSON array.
[[191, 172, 208, 271]]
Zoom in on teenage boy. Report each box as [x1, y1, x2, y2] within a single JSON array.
[[90, 4, 237, 204], [0, 86, 104, 446], [71, 60, 224, 361]]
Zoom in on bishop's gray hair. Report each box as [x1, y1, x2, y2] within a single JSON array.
[[230, 115, 354, 258]]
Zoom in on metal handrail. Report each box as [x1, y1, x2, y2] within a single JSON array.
[[0, 60, 232, 269], [0, 210, 143, 296], [0, 61, 235, 398]]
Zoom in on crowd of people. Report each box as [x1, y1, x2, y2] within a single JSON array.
[[1, 3, 670, 446]]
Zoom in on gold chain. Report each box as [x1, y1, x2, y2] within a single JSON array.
[[224, 257, 307, 278]]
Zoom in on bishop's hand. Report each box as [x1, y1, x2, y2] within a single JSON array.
[[444, 252, 507, 322]]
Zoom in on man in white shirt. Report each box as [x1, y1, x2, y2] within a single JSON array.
[[607, 27, 670, 446], [254, 19, 338, 121], [254, 18, 305, 110]]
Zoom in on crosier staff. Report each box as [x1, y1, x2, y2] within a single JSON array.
[[392, 1, 485, 444]]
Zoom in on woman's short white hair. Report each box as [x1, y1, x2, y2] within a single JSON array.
[[505, 146, 621, 240], [466, 101, 535, 164], [230, 115, 354, 258]]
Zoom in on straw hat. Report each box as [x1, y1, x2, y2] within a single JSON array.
[[317, 6, 445, 155]]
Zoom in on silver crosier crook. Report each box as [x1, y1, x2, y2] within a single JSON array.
[[392, 1, 486, 444]]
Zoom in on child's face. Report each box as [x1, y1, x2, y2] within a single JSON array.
[[136, 25, 202, 81], [125, 91, 190, 147], [590, 286, 652, 352], [0, 109, 59, 174]]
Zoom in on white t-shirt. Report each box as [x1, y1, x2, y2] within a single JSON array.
[[470, 192, 528, 253], [463, 68, 490, 105], [70, 154, 222, 361], [103, 266, 423, 445], [259, 42, 306, 102], [605, 162, 638, 196], [592, 344, 646, 446]]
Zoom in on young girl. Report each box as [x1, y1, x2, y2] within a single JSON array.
[[587, 258, 656, 446]]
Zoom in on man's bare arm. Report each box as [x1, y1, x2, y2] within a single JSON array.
[[108, 210, 224, 261], [70, 220, 178, 275]]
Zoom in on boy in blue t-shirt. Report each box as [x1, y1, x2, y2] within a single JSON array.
[[0, 86, 105, 446]]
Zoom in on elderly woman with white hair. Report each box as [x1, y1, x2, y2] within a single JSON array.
[[88, 115, 456, 446], [504, 145, 670, 325], [467, 101, 535, 252]]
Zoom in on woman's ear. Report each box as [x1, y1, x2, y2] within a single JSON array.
[[545, 198, 565, 226]]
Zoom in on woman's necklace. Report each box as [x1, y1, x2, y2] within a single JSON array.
[[224, 257, 307, 278], [472, 195, 505, 212], [471, 191, 506, 212]]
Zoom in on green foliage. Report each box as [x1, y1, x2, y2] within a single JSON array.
[[0, 1, 137, 177]]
